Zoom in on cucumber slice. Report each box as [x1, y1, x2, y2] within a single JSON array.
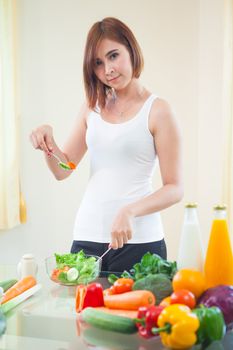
[[67, 268, 79, 281]]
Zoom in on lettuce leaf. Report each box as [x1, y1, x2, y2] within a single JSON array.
[[55, 250, 99, 284]]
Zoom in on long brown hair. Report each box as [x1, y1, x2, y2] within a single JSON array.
[[83, 17, 144, 109]]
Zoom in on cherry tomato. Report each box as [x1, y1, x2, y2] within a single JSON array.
[[51, 268, 60, 281], [111, 278, 134, 294], [170, 289, 196, 309]]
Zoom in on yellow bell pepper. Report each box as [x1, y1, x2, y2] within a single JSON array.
[[152, 304, 200, 349]]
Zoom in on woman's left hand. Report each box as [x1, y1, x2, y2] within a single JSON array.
[[110, 207, 134, 249]]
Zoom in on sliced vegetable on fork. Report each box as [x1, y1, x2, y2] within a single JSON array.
[[48, 152, 76, 170]]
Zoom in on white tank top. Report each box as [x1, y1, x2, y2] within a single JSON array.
[[73, 94, 164, 243]]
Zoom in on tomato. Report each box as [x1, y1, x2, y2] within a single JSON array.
[[51, 266, 70, 282], [170, 289, 196, 308], [172, 269, 206, 298], [51, 268, 60, 281], [111, 278, 134, 294]]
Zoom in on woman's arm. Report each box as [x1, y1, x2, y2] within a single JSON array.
[[110, 98, 183, 249], [30, 102, 90, 180]]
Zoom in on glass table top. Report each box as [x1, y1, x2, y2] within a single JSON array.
[[0, 264, 232, 350]]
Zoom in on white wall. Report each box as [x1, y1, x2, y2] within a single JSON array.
[[0, 0, 227, 264], [197, 0, 226, 247]]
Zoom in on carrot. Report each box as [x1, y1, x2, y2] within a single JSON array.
[[67, 161, 76, 170], [51, 266, 69, 282], [1, 275, 37, 304], [95, 306, 138, 319], [103, 290, 155, 310]]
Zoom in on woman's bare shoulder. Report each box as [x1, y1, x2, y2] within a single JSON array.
[[78, 101, 93, 126], [151, 97, 173, 116], [149, 97, 177, 134]]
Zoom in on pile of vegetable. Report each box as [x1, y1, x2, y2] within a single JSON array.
[[51, 250, 100, 285], [77, 252, 233, 349], [78, 276, 227, 349]]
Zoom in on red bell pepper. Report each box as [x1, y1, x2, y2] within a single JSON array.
[[134, 305, 164, 338], [75, 283, 104, 313]]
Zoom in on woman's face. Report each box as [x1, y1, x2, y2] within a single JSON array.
[[93, 38, 133, 90]]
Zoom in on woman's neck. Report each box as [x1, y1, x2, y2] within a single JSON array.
[[112, 78, 145, 102], [104, 79, 149, 119]]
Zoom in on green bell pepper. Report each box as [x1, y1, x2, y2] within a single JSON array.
[[193, 305, 226, 347]]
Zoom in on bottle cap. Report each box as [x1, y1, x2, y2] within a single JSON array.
[[185, 202, 198, 208], [213, 204, 227, 210], [22, 253, 34, 260]]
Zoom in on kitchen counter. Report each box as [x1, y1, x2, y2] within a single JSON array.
[[0, 264, 232, 350]]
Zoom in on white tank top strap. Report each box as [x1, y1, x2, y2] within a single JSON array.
[[86, 106, 100, 126], [139, 94, 158, 118], [144, 93, 158, 110], [134, 94, 158, 134]]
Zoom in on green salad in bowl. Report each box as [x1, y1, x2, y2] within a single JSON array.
[[45, 250, 101, 285]]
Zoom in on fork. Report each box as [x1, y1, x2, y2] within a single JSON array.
[[98, 246, 112, 260], [48, 152, 74, 170]]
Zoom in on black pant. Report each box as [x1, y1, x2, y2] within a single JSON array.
[[70, 239, 167, 275]]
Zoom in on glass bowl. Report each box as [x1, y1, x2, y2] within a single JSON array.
[[45, 253, 102, 286]]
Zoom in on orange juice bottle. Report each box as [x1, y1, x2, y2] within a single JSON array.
[[204, 205, 233, 288]]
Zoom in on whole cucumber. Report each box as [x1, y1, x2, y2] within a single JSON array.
[[0, 279, 18, 292], [81, 307, 137, 334]]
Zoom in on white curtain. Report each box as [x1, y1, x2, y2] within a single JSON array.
[[0, 0, 25, 229], [222, 0, 233, 230]]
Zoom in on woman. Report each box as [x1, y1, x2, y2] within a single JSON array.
[[30, 17, 183, 273]]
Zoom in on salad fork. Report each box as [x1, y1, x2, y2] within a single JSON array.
[[98, 246, 112, 261], [49, 152, 76, 170]]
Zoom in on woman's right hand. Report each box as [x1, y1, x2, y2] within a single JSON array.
[[30, 125, 54, 154]]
